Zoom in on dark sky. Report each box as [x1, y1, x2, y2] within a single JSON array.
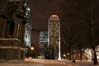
[[29, 0, 63, 31], [29, 0, 99, 48], [0, 0, 99, 49]]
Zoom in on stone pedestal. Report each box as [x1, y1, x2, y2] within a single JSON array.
[[0, 39, 25, 60]]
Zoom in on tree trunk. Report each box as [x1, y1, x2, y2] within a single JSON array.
[[92, 46, 98, 65], [80, 48, 82, 62]]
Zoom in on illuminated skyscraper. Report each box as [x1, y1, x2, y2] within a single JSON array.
[[48, 15, 61, 59]]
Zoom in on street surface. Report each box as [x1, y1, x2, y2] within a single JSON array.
[[0, 58, 99, 66]]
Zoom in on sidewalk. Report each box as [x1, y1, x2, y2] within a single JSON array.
[[0, 58, 99, 66]]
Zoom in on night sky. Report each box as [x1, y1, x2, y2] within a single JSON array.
[[29, 0, 63, 31], [29, 0, 99, 49], [0, 0, 99, 49]]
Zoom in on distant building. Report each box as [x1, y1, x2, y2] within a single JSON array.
[[48, 15, 61, 59], [39, 32, 48, 58]]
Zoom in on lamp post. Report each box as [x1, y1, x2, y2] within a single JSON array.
[[90, 0, 98, 65], [58, 17, 61, 60], [30, 47, 34, 58], [31, 47, 34, 51]]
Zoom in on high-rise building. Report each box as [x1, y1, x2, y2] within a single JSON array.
[[48, 15, 61, 59]]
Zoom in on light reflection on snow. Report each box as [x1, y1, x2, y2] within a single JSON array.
[[84, 45, 99, 60], [84, 48, 92, 59]]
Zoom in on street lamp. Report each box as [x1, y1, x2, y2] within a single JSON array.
[[31, 47, 34, 51]]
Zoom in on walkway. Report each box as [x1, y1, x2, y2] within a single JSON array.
[[0, 58, 98, 66]]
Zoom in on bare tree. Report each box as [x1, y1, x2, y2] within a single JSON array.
[[89, 0, 98, 65]]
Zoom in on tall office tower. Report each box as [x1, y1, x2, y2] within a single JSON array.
[[48, 15, 61, 59]]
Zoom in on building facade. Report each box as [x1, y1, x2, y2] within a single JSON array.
[[0, 0, 30, 60], [48, 15, 61, 59]]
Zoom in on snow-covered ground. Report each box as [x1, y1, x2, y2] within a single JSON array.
[[0, 58, 99, 66]]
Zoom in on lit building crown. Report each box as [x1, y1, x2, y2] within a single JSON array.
[[49, 15, 60, 21]]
